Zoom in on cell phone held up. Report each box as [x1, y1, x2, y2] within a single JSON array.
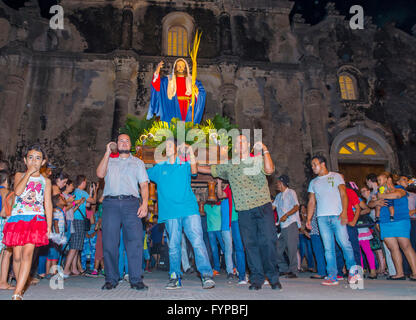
[[109, 142, 118, 154]]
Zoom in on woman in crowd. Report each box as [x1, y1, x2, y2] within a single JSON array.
[[308, 208, 327, 279], [360, 186, 387, 276], [298, 205, 315, 272], [52, 172, 69, 196], [373, 172, 416, 280]]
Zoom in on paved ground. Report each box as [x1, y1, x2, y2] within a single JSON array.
[[1, 270, 416, 300]]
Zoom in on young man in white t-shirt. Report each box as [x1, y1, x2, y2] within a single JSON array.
[[306, 155, 358, 286]]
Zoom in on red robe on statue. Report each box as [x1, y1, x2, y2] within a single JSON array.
[[175, 76, 190, 121], [151, 74, 192, 121]]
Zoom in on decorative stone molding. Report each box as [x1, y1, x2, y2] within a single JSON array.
[[293, 14, 305, 24], [122, 0, 133, 10], [219, 12, 232, 55], [304, 89, 323, 106], [5, 75, 26, 91], [325, 2, 340, 16], [120, 2, 134, 50], [219, 83, 237, 121], [3, 55, 30, 80], [0, 19, 10, 49], [220, 83, 237, 104], [113, 56, 138, 82], [217, 61, 238, 84]]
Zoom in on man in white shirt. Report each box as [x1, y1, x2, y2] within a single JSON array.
[[273, 175, 301, 278], [306, 155, 357, 286]]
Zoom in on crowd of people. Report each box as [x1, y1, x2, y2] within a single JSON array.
[[0, 133, 415, 299]]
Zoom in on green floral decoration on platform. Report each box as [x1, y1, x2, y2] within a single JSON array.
[[119, 114, 239, 152]]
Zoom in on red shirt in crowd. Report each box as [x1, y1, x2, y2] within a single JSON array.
[[346, 188, 360, 222]]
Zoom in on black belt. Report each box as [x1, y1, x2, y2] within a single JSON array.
[[104, 195, 138, 200]]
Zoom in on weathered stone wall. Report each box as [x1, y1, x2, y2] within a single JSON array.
[[294, 10, 416, 179], [0, 0, 415, 202]]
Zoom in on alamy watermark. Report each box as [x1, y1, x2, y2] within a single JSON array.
[[348, 265, 365, 290], [349, 5, 364, 30], [49, 5, 64, 30], [49, 265, 65, 290]]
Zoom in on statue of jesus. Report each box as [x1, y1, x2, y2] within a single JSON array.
[[147, 58, 206, 124]]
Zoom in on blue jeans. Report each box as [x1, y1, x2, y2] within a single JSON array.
[[221, 230, 234, 274], [335, 225, 361, 275], [310, 235, 326, 277], [317, 215, 357, 281], [208, 231, 225, 272], [181, 233, 191, 271], [37, 245, 49, 275], [165, 214, 213, 278], [299, 234, 315, 269], [118, 229, 128, 278], [231, 220, 246, 281]]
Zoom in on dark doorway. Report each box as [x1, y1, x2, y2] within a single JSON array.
[[338, 163, 386, 188]]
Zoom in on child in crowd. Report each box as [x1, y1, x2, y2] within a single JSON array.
[[91, 198, 104, 277], [81, 203, 98, 274], [143, 223, 151, 273], [2, 144, 52, 300], [150, 216, 165, 270], [46, 195, 70, 278], [0, 170, 14, 290], [376, 173, 395, 222], [61, 179, 76, 235]]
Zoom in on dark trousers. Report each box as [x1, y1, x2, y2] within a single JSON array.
[[310, 234, 326, 276], [276, 222, 299, 274], [299, 233, 315, 270], [102, 198, 143, 286], [336, 225, 361, 275], [238, 202, 279, 285], [200, 215, 213, 266]]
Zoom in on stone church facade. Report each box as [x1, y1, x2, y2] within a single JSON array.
[[0, 0, 415, 200]]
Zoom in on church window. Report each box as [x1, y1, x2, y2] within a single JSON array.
[[339, 75, 357, 100]]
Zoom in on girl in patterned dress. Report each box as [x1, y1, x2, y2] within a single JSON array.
[[2, 145, 52, 300]]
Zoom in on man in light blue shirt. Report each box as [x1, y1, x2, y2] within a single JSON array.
[[96, 134, 149, 291], [147, 138, 214, 290], [273, 175, 300, 278]]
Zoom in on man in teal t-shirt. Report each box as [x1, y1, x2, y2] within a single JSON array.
[[204, 203, 224, 275], [147, 138, 214, 290]]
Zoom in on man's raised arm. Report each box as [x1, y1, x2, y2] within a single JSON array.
[[97, 142, 113, 179]]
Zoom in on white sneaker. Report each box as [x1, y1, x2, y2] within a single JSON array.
[[124, 274, 129, 281], [238, 280, 248, 285]]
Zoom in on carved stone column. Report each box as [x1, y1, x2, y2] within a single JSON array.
[[0, 55, 29, 155], [219, 12, 232, 55], [218, 61, 238, 122], [111, 56, 138, 140], [121, 1, 133, 50], [304, 89, 330, 160]]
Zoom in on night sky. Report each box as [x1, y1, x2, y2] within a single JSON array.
[[2, 0, 416, 34]]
